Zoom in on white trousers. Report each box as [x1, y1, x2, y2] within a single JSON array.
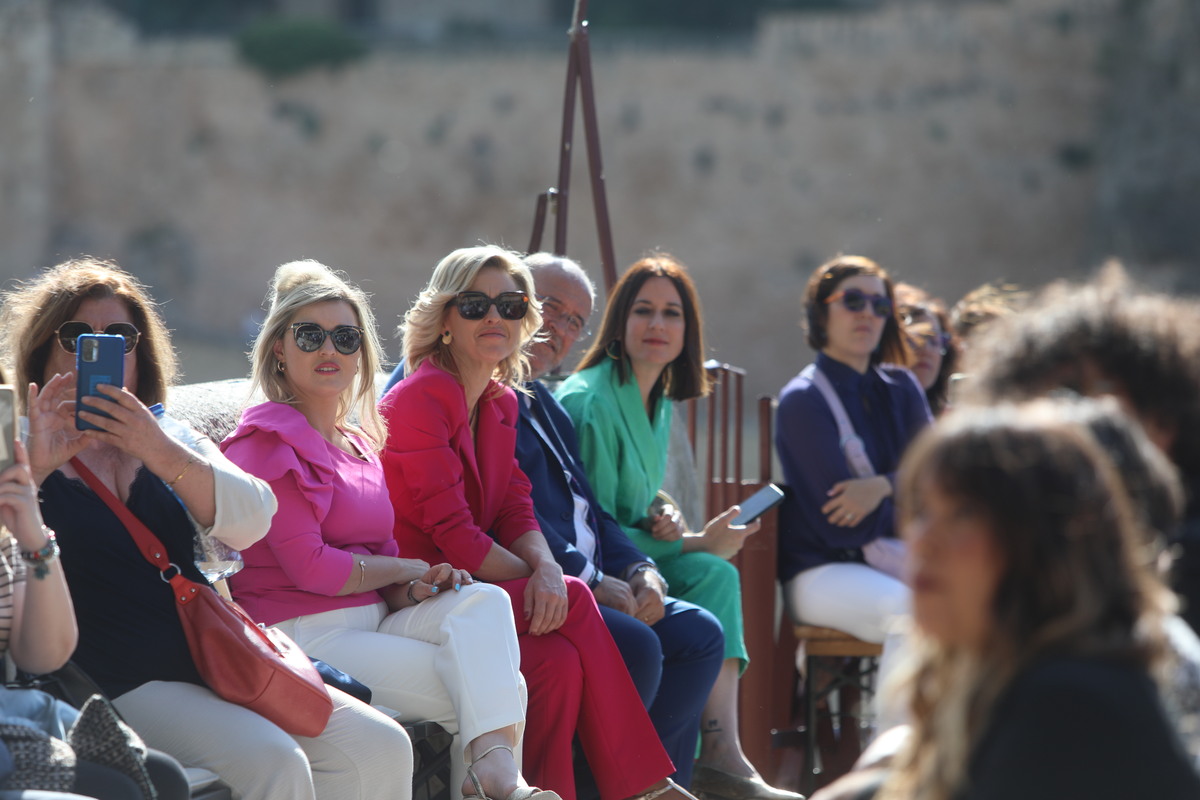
[[785, 562, 909, 644], [274, 582, 526, 796], [115, 681, 412, 800]]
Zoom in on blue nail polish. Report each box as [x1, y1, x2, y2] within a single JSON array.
[[431, 586, 439, 594], [455, 582, 461, 591]]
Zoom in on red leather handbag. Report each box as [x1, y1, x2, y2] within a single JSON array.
[[71, 458, 334, 738]]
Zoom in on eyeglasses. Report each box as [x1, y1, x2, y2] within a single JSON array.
[[56, 321, 141, 354], [454, 291, 530, 321], [537, 295, 588, 338], [906, 330, 952, 355], [290, 322, 364, 355], [825, 288, 893, 319]]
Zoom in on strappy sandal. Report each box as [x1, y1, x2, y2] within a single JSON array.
[[464, 744, 563, 800], [630, 778, 701, 800]]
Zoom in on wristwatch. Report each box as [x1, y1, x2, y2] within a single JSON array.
[[630, 563, 668, 594], [587, 570, 604, 589]]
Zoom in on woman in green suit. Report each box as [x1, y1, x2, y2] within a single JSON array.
[[556, 254, 800, 800]]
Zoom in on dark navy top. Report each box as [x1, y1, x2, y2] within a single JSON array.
[[40, 468, 207, 698], [958, 656, 1200, 799], [774, 353, 931, 582]]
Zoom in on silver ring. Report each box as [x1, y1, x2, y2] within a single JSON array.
[[845, 513, 855, 521]]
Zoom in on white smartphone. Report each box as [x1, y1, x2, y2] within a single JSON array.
[[730, 483, 785, 527]]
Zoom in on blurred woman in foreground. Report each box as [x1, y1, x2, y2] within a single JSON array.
[[877, 402, 1200, 800]]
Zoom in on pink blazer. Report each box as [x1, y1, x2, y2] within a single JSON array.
[[379, 359, 540, 572]]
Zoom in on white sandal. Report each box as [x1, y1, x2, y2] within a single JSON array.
[[464, 744, 562, 800]]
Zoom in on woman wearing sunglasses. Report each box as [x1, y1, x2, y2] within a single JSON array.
[[775, 255, 930, 647], [380, 246, 690, 800], [894, 283, 958, 416], [2, 257, 412, 800], [555, 254, 801, 800], [222, 259, 546, 800]]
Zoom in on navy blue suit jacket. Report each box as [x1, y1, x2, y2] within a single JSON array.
[[515, 380, 648, 579]]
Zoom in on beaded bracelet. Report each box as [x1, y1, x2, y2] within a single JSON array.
[[21, 526, 61, 580]]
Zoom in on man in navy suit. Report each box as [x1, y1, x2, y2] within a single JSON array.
[[517, 253, 724, 790]]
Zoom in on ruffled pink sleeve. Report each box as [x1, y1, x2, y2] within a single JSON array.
[[221, 402, 366, 595]]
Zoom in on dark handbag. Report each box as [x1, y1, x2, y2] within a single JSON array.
[[71, 458, 334, 738], [310, 658, 372, 705]]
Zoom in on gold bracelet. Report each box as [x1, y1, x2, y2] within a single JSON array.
[[354, 559, 367, 592], [167, 455, 197, 488]]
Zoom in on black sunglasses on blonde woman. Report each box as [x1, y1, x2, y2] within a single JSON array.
[[290, 322, 364, 355], [56, 321, 141, 354], [455, 291, 530, 321]]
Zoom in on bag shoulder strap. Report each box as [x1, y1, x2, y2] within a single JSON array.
[[804, 364, 877, 478], [68, 457, 170, 572], [805, 365, 855, 442]]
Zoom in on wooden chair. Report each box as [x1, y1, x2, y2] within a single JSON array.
[[792, 625, 883, 794]]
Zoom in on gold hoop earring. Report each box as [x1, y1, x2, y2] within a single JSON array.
[[605, 340, 622, 361], [276, 360, 286, 373], [441, 330, 452, 346]]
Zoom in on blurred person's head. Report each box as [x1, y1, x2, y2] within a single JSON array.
[[949, 281, 1028, 346], [960, 264, 1200, 478], [882, 400, 1171, 800], [575, 252, 709, 402], [804, 255, 908, 370], [524, 253, 595, 380], [400, 245, 541, 390], [1045, 394, 1184, 565], [2, 256, 177, 413], [252, 259, 387, 449], [895, 283, 958, 415]]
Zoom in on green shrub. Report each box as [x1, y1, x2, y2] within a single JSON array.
[[235, 18, 367, 80]]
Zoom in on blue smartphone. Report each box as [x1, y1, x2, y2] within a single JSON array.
[[75, 333, 125, 431]]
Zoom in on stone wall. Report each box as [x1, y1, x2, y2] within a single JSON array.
[[0, 0, 53, 278], [1, 0, 1194, 409]]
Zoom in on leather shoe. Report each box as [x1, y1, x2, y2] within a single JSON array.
[[691, 763, 805, 800]]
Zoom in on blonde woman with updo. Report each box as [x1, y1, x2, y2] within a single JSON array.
[[222, 260, 548, 800]]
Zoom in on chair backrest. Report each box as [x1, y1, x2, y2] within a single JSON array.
[[683, 362, 784, 773]]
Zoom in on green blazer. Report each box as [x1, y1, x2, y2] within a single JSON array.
[[555, 359, 678, 563], [557, 359, 748, 665]]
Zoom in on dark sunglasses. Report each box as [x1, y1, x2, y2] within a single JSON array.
[[825, 288, 893, 319], [906, 330, 952, 355], [56, 321, 141, 354], [290, 322, 364, 355], [454, 291, 530, 321]]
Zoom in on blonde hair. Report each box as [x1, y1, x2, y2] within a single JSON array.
[[400, 245, 542, 391], [250, 260, 387, 451]]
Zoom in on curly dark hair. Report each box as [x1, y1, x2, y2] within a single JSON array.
[[961, 264, 1200, 478]]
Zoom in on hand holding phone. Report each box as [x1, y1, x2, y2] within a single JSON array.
[[731, 483, 785, 527], [75, 334, 126, 431]]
